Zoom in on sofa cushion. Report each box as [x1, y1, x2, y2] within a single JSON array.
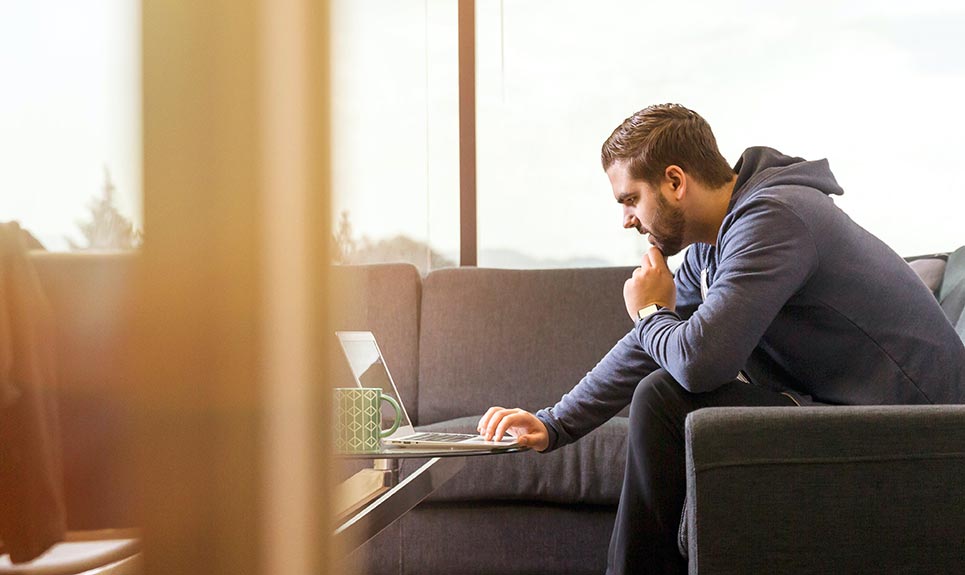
[[418, 267, 634, 425], [330, 264, 422, 423], [386, 503, 614, 575], [404, 415, 626, 505], [684, 406, 965, 573]]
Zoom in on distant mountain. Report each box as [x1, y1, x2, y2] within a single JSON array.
[[347, 235, 455, 276], [336, 224, 618, 273], [477, 248, 614, 269]]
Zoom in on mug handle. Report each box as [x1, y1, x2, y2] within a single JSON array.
[[379, 394, 403, 438]]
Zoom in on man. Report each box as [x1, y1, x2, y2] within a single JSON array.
[[476, 104, 965, 574]]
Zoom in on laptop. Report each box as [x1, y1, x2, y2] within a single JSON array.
[[336, 331, 519, 449]]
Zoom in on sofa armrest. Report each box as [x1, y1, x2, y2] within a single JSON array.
[[684, 406, 965, 574]]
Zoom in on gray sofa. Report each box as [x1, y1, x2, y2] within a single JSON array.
[[682, 250, 965, 574], [28, 248, 965, 574], [332, 264, 634, 574], [334, 248, 965, 575]]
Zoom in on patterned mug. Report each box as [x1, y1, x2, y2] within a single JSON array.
[[334, 387, 402, 453]]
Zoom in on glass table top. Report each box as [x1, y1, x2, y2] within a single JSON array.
[[335, 445, 528, 459]]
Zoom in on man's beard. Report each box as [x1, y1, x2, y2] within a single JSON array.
[[650, 192, 686, 257]]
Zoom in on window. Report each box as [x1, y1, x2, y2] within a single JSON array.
[[0, 0, 141, 251], [476, 0, 965, 266], [331, 0, 459, 274], [332, 0, 965, 270]]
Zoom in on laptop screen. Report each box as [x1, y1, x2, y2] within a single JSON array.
[[336, 333, 414, 435]]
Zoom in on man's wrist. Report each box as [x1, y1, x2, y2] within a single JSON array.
[[636, 301, 670, 322], [534, 410, 559, 452]]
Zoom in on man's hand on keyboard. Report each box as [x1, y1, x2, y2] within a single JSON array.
[[477, 407, 549, 452]]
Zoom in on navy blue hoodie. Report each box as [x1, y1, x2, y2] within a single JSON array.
[[536, 147, 965, 451]]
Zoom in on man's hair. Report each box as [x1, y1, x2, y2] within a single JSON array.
[[601, 103, 734, 188]]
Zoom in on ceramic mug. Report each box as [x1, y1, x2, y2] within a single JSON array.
[[334, 387, 402, 453]]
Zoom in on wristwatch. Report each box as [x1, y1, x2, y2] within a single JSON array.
[[636, 304, 662, 322]]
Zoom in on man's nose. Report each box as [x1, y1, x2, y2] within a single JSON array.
[[623, 209, 637, 230]]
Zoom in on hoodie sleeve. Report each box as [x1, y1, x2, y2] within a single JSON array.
[[634, 196, 819, 393], [533, 252, 706, 451], [535, 329, 661, 451]]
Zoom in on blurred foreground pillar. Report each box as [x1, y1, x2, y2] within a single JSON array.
[[133, 0, 332, 573]]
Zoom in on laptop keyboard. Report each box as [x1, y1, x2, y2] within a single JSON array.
[[406, 432, 477, 442]]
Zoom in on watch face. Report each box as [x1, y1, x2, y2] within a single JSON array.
[[637, 304, 659, 321]]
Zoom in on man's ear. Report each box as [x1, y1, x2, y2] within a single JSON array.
[[665, 165, 686, 200]]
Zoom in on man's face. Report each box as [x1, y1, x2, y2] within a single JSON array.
[[607, 162, 687, 256]]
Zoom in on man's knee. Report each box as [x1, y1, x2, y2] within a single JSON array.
[[632, 368, 684, 405], [630, 369, 693, 429]]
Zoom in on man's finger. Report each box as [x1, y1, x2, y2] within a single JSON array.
[[477, 406, 504, 434], [484, 408, 512, 440], [493, 412, 522, 442], [647, 246, 666, 269]]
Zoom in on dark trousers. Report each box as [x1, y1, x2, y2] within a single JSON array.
[[606, 369, 798, 575]]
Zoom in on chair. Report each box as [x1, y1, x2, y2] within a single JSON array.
[[0, 530, 141, 575]]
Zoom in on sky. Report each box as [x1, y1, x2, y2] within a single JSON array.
[[2, 0, 963, 262]]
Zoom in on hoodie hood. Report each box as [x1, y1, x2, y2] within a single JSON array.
[[730, 147, 844, 210]]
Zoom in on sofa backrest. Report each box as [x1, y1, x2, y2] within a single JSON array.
[[30, 251, 138, 529], [908, 247, 965, 343], [418, 266, 634, 425], [330, 263, 422, 422]]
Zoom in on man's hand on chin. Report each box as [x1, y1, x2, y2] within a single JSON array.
[[624, 246, 677, 321]]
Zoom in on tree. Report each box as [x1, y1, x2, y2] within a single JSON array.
[[332, 210, 356, 264], [67, 167, 143, 251], [331, 211, 454, 275]]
